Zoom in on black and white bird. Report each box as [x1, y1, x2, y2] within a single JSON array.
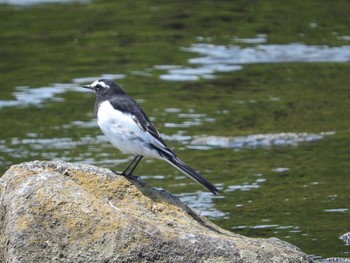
[[83, 79, 220, 195]]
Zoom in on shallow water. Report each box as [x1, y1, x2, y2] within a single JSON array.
[[159, 40, 350, 81], [1, 0, 350, 259]]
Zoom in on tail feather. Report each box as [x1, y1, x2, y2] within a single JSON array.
[[162, 154, 221, 195], [150, 143, 220, 195]]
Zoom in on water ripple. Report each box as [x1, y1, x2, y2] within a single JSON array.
[[0, 74, 125, 110], [157, 34, 350, 81], [0, 0, 89, 6], [177, 191, 227, 218], [190, 132, 335, 149]]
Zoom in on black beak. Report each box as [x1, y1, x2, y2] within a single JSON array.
[[82, 85, 94, 90]]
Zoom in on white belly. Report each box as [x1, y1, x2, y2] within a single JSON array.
[[97, 101, 162, 159]]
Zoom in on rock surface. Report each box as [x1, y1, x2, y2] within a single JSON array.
[[0, 160, 312, 263]]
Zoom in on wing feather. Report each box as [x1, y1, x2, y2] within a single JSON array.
[[107, 94, 168, 147]]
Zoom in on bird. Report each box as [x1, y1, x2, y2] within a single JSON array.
[[83, 79, 220, 195]]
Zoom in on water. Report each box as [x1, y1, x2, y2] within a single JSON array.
[[158, 39, 350, 81], [0, 0, 87, 5], [1, 0, 350, 259]]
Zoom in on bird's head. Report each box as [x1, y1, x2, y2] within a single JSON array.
[[82, 79, 121, 95]]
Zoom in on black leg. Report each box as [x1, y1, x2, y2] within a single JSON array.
[[113, 155, 144, 179], [121, 156, 140, 175], [127, 156, 143, 176]]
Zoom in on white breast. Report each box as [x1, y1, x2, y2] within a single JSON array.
[[97, 101, 162, 159]]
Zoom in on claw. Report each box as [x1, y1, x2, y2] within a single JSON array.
[[110, 169, 140, 180]]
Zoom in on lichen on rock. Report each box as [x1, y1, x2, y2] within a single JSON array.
[[0, 160, 312, 262]]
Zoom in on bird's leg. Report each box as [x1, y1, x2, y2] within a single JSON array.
[[121, 156, 139, 175], [113, 155, 143, 179], [127, 156, 143, 176], [112, 156, 138, 176]]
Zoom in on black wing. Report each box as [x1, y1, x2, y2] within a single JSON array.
[[107, 94, 168, 147], [106, 90, 220, 195]]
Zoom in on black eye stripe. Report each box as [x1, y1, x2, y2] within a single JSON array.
[[94, 83, 109, 90]]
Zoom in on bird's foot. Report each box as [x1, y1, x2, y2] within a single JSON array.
[[110, 169, 140, 180]]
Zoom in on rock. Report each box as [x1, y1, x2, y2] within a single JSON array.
[[339, 232, 350, 246], [0, 160, 312, 263]]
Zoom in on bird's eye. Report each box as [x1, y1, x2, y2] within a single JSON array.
[[95, 85, 101, 91]]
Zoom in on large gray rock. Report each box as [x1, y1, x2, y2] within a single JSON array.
[[0, 160, 312, 263]]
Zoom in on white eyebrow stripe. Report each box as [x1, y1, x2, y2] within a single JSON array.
[[91, 80, 109, 88], [99, 81, 109, 88]]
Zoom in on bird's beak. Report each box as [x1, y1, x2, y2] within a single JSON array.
[[82, 84, 94, 90]]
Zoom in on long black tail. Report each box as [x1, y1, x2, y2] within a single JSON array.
[[156, 147, 220, 195]]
